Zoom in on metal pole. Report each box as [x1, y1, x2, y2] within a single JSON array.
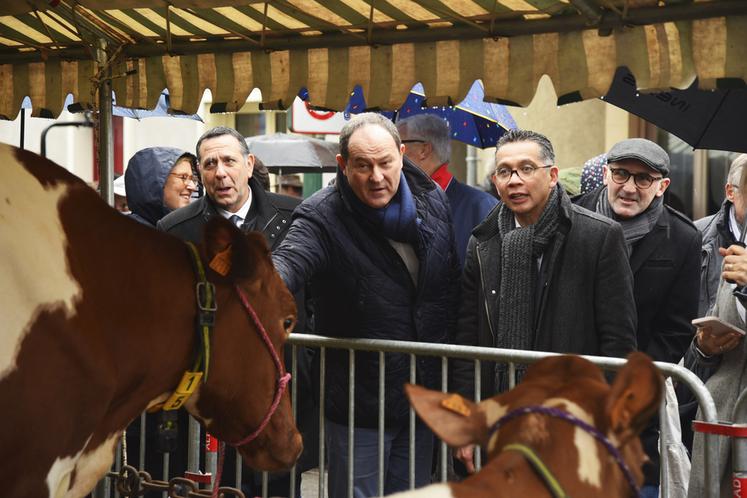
[[96, 38, 114, 207], [19, 107, 25, 150], [465, 145, 478, 187]]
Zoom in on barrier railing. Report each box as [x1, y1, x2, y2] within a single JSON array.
[[96, 334, 719, 498]]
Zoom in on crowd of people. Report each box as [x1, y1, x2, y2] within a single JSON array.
[[111, 113, 747, 498]]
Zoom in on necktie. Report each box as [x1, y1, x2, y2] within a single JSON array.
[[229, 214, 242, 227]]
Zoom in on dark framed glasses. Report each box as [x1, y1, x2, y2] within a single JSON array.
[[494, 164, 552, 182], [608, 167, 662, 189]]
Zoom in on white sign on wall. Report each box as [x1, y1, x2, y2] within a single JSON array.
[[290, 97, 350, 135]]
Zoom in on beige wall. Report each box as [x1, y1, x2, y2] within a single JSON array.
[[506, 76, 629, 169], [474, 76, 630, 182]]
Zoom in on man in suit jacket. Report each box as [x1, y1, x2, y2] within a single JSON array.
[[573, 138, 701, 495], [157, 126, 313, 497], [157, 127, 297, 246]]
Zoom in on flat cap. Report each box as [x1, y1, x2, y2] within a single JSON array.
[[607, 138, 670, 177]]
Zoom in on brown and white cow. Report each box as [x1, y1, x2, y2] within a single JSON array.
[[0, 145, 302, 498], [392, 353, 662, 498]]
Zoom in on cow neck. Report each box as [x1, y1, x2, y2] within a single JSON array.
[[156, 241, 216, 412], [489, 405, 640, 497]]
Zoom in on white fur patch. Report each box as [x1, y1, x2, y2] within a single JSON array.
[[61, 432, 119, 498], [0, 144, 81, 381], [385, 483, 453, 497], [544, 397, 601, 488], [481, 399, 508, 452], [46, 440, 87, 498]]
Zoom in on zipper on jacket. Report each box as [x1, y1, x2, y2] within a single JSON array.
[[476, 244, 496, 340]]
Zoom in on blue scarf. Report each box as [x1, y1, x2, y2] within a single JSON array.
[[338, 169, 420, 244]]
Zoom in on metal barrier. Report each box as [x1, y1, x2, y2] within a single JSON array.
[[96, 334, 719, 498]]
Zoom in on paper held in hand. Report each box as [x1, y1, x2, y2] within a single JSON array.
[[692, 316, 746, 336]]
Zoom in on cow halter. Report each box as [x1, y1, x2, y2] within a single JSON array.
[[160, 242, 291, 498], [488, 405, 640, 498]]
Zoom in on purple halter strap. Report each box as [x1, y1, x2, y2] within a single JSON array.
[[487, 405, 640, 497]]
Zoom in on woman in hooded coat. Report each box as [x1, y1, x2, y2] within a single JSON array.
[[125, 147, 198, 226]]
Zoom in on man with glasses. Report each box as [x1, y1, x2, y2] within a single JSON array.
[[396, 114, 498, 266], [452, 129, 637, 473], [695, 154, 747, 316], [573, 138, 701, 496]]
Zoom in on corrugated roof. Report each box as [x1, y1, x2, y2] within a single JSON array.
[[1, 0, 746, 118]]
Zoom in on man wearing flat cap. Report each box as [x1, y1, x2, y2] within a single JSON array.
[[574, 137, 701, 494]]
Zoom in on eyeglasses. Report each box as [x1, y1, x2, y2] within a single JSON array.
[[170, 173, 199, 186], [494, 164, 552, 182], [402, 139, 427, 144], [608, 167, 662, 189]]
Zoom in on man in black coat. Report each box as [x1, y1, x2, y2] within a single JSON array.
[[452, 129, 638, 474], [272, 113, 460, 497], [573, 138, 701, 494], [157, 126, 314, 497]]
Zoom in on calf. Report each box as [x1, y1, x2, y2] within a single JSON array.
[[394, 353, 662, 497], [0, 145, 302, 498]]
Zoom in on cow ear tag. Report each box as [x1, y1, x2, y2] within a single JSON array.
[[441, 393, 471, 416], [209, 245, 232, 276]]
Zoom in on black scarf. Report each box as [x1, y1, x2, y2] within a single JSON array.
[[496, 185, 561, 354], [596, 186, 663, 256]]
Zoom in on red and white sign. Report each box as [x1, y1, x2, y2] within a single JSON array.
[[290, 97, 349, 135]]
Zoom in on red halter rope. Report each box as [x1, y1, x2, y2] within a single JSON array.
[[210, 284, 291, 498]]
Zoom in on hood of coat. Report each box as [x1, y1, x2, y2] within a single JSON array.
[[125, 147, 186, 226]]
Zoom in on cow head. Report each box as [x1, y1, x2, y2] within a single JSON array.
[[406, 353, 662, 497], [184, 217, 302, 471]]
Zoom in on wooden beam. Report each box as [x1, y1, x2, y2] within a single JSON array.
[[2, 0, 746, 63]]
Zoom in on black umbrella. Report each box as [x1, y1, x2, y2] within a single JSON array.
[[602, 67, 747, 153]]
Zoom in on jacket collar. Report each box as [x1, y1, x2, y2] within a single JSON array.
[[201, 177, 278, 233], [472, 185, 573, 241]]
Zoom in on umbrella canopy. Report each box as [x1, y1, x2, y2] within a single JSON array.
[[345, 80, 517, 149], [246, 133, 339, 174], [112, 90, 203, 121], [603, 67, 746, 154], [21, 91, 203, 121]]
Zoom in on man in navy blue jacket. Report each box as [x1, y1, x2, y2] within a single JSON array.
[[273, 113, 460, 497], [397, 114, 498, 267]]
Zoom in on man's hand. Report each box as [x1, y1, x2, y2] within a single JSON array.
[[453, 445, 476, 474], [696, 327, 742, 356], [721, 244, 747, 286]]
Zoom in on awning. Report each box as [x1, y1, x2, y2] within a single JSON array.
[[1, 0, 746, 119]]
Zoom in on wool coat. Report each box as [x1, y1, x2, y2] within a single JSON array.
[[688, 280, 747, 498], [574, 187, 701, 485], [452, 188, 638, 400], [574, 187, 701, 365]]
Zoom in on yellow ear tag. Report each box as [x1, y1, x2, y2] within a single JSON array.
[[209, 246, 232, 276], [440, 393, 471, 417], [162, 371, 204, 411]]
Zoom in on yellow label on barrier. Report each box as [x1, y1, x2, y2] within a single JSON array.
[[163, 371, 203, 411], [440, 393, 471, 417]]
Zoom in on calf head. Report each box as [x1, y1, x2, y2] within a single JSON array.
[[406, 353, 662, 497], [185, 217, 302, 471]]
